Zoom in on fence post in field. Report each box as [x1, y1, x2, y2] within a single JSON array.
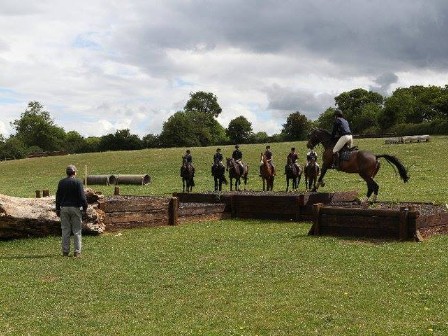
[[169, 197, 179, 225], [312, 203, 323, 235]]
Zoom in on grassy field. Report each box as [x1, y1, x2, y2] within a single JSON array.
[[0, 136, 447, 203], [1, 137, 448, 335]]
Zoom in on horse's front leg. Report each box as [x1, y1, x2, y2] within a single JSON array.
[[314, 166, 328, 190]]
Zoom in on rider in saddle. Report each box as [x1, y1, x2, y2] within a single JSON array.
[[260, 145, 275, 176], [285, 147, 300, 174], [212, 148, 224, 175], [331, 109, 353, 169], [306, 149, 319, 169], [232, 145, 244, 172], [181, 149, 195, 176]]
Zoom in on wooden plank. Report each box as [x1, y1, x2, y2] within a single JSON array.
[[99, 196, 170, 212], [320, 206, 401, 218], [104, 211, 169, 225]]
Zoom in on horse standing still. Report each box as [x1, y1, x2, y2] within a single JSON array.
[[285, 157, 302, 192], [304, 158, 320, 191], [212, 163, 227, 191], [260, 153, 275, 191], [180, 160, 195, 192], [226, 158, 248, 191], [306, 129, 409, 202]]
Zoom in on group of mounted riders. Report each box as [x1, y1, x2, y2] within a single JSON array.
[[180, 109, 355, 189]]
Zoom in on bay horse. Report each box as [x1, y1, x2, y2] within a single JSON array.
[[226, 157, 248, 191], [180, 160, 194, 192], [304, 158, 320, 191], [212, 163, 227, 191], [306, 128, 409, 202], [285, 157, 302, 192], [260, 153, 274, 191]]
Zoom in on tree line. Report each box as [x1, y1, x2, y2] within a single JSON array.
[[1, 85, 447, 159]]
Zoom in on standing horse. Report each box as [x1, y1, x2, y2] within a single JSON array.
[[180, 161, 194, 192], [285, 157, 302, 192], [304, 158, 320, 191], [260, 153, 275, 191], [212, 163, 227, 191], [226, 158, 248, 191], [307, 128, 409, 202]]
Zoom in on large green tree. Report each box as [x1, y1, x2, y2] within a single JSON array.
[[226, 116, 253, 144], [184, 91, 222, 118], [11, 101, 66, 151], [158, 111, 201, 147], [280, 111, 312, 141], [99, 129, 143, 151], [334, 89, 383, 133]]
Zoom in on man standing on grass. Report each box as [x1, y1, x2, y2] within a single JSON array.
[[56, 165, 87, 258]]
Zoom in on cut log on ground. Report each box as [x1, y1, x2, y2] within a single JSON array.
[[0, 191, 105, 240]]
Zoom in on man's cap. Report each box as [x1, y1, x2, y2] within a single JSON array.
[[217, 148, 221, 151], [266, 145, 270, 149], [235, 145, 239, 148], [334, 109, 343, 117], [291, 147, 295, 151], [66, 165, 77, 174]]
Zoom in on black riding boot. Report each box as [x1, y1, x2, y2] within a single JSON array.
[[332, 152, 339, 169]]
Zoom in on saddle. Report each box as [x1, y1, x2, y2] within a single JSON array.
[[339, 146, 358, 161]]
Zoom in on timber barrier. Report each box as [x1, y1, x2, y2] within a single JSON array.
[[97, 192, 448, 241]]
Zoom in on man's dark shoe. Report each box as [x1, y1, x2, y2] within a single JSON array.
[[62, 252, 69, 257]]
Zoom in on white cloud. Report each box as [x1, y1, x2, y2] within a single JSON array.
[[0, 0, 447, 138]]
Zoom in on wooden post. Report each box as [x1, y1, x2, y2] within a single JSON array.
[[35, 190, 41, 198], [114, 186, 120, 195], [169, 197, 179, 225], [311, 203, 323, 235], [84, 165, 88, 188], [42, 189, 50, 197], [399, 207, 409, 241]]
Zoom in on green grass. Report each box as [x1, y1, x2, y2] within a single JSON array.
[[1, 221, 448, 335], [1, 136, 447, 203], [1, 137, 448, 335]]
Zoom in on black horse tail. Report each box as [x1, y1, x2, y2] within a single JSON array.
[[376, 154, 410, 183]]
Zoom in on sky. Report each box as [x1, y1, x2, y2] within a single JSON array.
[[1, 0, 447, 138]]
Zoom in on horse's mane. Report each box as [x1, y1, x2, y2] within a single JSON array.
[[316, 128, 332, 137]]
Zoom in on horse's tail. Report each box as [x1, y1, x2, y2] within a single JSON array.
[[376, 154, 410, 183]]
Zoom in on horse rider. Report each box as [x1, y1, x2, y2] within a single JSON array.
[[306, 149, 319, 169], [212, 148, 224, 174], [181, 149, 195, 176], [260, 145, 275, 176], [331, 109, 353, 169], [286, 147, 300, 173], [232, 145, 244, 172]]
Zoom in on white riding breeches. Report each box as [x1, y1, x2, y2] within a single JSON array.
[[333, 134, 353, 153]]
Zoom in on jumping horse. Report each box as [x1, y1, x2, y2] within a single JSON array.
[[226, 157, 248, 191], [181, 160, 194, 192], [304, 158, 319, 191], [285, 157, 302, 192], [212, 163, 227, 191], [306, 128, 409, 202], [260, 153, 274, 191]]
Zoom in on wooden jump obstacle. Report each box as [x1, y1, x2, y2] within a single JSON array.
[[5, 192, 445, 241]]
